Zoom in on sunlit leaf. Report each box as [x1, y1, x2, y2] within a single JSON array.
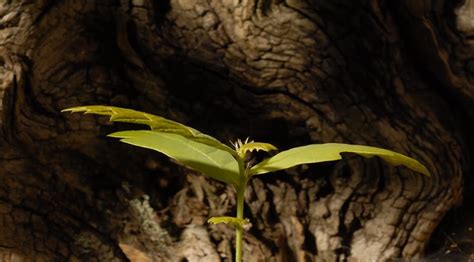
[[109, 130, 240, 185], [236, 142, 278, 158], [250, 143, 430, 176], [62, 105, 236, 156], [208, 216, 249, 229]]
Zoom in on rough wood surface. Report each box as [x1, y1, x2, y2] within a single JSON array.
[[0, 0, 472, 261]]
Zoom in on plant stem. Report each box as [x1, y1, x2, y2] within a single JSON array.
[[235, 179, 246, 262]]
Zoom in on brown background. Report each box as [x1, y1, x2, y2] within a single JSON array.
[[0, 1, 473, 261]]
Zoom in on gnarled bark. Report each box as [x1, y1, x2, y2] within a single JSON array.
[[0, 0, 472, 261]]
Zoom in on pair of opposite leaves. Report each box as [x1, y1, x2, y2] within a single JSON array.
[[62, 105, 430, 188]]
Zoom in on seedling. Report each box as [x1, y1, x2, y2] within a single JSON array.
[[62, 105, 430, 261]]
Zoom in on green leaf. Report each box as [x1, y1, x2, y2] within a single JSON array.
[[236, 142, 278, 158], [208, 216, 249, 229], [249, 143, 430, 176], [109, 130, 240, 185], [62, 105, 236, 156]]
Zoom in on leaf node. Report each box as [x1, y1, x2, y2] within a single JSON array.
[[208, 216, 250, 230]]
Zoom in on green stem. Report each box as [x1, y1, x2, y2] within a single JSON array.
[[235, 180, 245, 262]]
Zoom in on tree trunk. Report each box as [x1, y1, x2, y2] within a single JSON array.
[[0, 0, 472, 261]]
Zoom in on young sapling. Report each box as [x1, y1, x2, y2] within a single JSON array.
[[62, 105, 430, 262]]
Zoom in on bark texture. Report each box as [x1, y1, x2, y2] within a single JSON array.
[[0, 0, 473, 261]]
